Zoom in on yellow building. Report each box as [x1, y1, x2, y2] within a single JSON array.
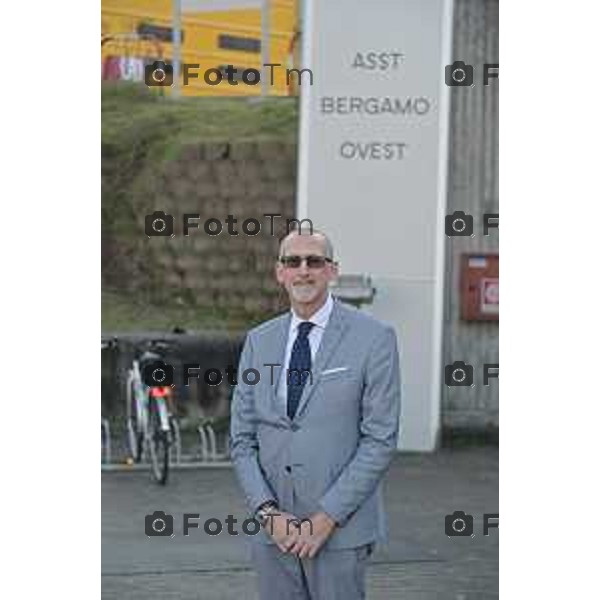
[[101, 0, 300, 96]]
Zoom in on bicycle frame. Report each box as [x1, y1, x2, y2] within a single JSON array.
[[128, 360, 171, 436], [126, 354, 174, 484]]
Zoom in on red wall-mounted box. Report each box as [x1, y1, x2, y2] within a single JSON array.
[[460, 253, 499, 321]]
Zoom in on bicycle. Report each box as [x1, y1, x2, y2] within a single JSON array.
[[126, 340, 176, 484], [101, 337, 118, 465]]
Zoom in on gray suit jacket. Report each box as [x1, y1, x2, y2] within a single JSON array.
[[230, 300, 401, 549]]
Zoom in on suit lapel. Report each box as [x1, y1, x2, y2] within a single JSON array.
[[266, 312, 291, 415], [294, 300, 348, 420]]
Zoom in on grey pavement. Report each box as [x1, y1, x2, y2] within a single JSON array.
[[102, 447, 498, 599]]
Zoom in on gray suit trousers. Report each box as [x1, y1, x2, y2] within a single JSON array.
[[250, 542, 375, 600]]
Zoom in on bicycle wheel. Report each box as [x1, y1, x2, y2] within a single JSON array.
[[147, 399, 170, 485], [126, 378, 144, 462]]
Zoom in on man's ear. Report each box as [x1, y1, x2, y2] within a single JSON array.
[[275, 262, 285, 284]]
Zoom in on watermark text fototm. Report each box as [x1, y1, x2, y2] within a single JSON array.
[[141, 361, 314, 389], [445, 211, 498, 237], [145, 212, 313, 238], [445, 62, 498, 87], [145, 61, 314, 88], [445, 511, 498, 537], [145, 510, 313, 538], [444, 362, 499, 387]]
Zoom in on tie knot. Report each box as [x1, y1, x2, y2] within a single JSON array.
[[297, 321, 315, 339]]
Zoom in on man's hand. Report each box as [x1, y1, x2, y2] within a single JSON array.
[[287, 511, 337, 559], [263, 511, 303, 553]]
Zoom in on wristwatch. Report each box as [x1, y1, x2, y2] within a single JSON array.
[[255, 500, 279, 525]]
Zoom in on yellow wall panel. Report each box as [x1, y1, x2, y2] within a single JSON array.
[[102, 0, 298, 96]]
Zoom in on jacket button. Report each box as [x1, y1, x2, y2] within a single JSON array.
[[291, 423, 300, 432], [285, 465, 292, 473]]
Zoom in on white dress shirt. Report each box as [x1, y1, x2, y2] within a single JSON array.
[[276, 293, 334, 406]]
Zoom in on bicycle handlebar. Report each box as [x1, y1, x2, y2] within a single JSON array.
[[101, 338, 172, 353], [146, 340, 170, 351], [101, 337, 118, 350]]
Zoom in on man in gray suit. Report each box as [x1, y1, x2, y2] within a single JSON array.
[[230, 229, 401, 599]]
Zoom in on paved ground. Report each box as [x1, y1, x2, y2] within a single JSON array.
[[102, 447, 498, 599]]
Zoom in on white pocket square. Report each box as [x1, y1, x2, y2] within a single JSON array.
[[321, 367, 349, 376]]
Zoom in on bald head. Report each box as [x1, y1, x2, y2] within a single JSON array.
[[278, 230, 334, 261]]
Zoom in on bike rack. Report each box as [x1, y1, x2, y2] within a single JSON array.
[[197, 423, 218, 461], [206, 423, 217, 460], [223, 430, 230, 458], [101, 419, 111, 465], [126, 419, 136, 460], [170, 418, 182, 464], [197, 424, 209, 460]]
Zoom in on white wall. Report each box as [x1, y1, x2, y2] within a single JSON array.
[[298, 0, 454, 451]]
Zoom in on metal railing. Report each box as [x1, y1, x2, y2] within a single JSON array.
[[101, 417, 230, 468], [101, 419, 112, 465], [198, 422, 220, 461]]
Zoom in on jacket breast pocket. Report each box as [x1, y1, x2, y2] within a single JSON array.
[[318, 369, 361, 392], [319, 368, 359, 383]]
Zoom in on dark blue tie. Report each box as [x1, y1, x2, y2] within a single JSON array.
[[287, 321, 315, 420]]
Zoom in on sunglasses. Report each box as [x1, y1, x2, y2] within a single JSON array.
[[278, 255, 333, 269]]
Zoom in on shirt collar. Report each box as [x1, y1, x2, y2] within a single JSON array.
[[290, 293, 334, 333]]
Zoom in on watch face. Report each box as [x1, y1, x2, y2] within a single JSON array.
[[259, 507, 276, 523], [257, 512, 269, 526]]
